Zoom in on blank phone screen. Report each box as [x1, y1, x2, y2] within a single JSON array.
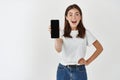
[[51, 20, 59, 38]]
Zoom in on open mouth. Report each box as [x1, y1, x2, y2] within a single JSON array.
[[71, 21, 77, 24]]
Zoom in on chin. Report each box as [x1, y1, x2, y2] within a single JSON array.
[[71, 24, 77, 27]]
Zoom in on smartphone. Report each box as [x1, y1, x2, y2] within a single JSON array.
[[50, 20, 59, 38]]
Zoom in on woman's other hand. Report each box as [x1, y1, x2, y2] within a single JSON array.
[[78, 58, 89, 66]]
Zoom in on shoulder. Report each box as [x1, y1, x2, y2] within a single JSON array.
[[85, 29, 96, 39], [86, 29, 90, 33], [85, 29, 91, 36]]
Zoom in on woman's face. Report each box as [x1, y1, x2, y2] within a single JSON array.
[[66, 8, 81, 30]]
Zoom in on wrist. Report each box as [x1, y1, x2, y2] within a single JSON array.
[[85, 60, 90, 66]]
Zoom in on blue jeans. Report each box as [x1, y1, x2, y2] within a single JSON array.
[[57, 63, 87, 80]]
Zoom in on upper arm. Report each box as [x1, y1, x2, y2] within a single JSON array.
[[86, 30, 97, 46]]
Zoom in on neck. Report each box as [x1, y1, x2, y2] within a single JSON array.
[[71, 27, 77, 30]]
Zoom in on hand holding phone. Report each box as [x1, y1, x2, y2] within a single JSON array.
[[50, 20, 60, 38]]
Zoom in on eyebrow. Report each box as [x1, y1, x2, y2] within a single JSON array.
[[75, 12, 79, 14], [68, 12, 79, 14]]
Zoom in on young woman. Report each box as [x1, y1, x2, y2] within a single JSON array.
[[52, 4, 103, 80]]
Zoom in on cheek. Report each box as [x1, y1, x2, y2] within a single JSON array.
[[67, 18, 72, 22], [67, 17, 72, 20], [66, 17, 70, 22], [77, 16, 81, 20]]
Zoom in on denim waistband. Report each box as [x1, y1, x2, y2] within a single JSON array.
[[58, 63, 85, 69], [57, 63, 87, 80]]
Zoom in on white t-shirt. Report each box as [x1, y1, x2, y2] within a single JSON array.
[[59, 29, 97, 65]]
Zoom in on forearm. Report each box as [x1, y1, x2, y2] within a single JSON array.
[[86, 49, 103, 65], [86, 40, 103, 65], [55, 38, 63, 53]]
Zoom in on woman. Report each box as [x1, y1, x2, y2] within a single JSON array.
[[52, 4, 103, 80]]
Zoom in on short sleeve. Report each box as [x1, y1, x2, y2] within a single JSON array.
[[86, 29, 97, 46]]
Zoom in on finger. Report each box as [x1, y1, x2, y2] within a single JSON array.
[[48, 26, 51, 32], [48, 26, 51, 28], [80, 60, 86, 65]]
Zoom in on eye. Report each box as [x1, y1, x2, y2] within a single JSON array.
[[68, 12, 73, 17], [76, 13, 80, 16], [69, 14, 72, 16]]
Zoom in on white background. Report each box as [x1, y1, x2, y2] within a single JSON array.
[[0, 0, 120, 80]]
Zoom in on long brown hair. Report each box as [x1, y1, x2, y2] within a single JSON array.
[[63, 4, 86, 38]]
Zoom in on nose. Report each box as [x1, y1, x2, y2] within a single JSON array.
[[72, 15, 76, 20]]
